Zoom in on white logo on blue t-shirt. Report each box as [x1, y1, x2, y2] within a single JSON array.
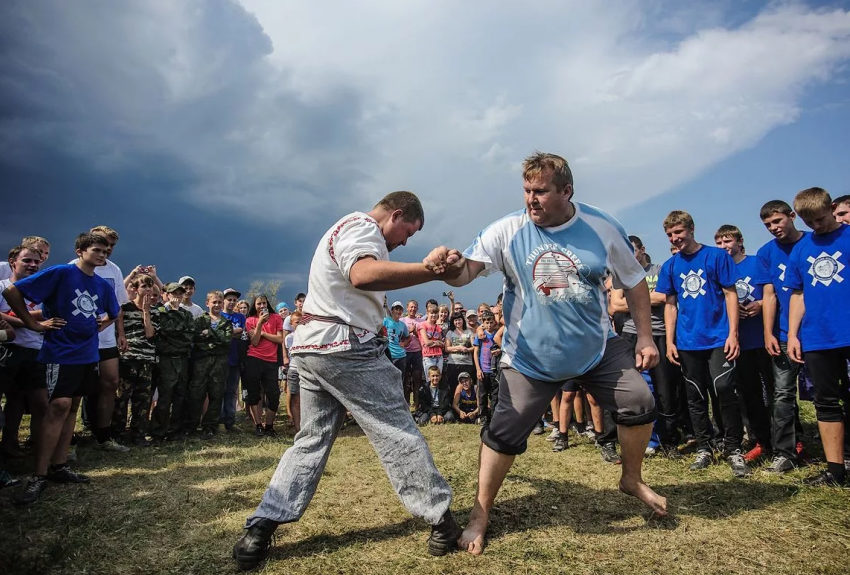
[[530, 248, 593, 305], [736, 277, 755, 303], [71, 289, 100, 318], [807, 251, 844, 287], [679, 269, 707, 299], [777, 263, 789, 292]]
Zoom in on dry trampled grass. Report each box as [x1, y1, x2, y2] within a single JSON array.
[[1, 405, 849, 575]]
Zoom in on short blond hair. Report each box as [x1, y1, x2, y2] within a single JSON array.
[[22, 236, 49, 247], [427, 366, 441, 377], [663, 210, 694, 231], [522, 151, 573, 190], [793, 187, 833, 219], [206, 290, 224, 302], [90, 225, 119, 241]]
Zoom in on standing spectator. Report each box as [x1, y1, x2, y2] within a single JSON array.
[[220, 288, 246, 431], [415, 366, 455, 425], [244, 294, 284, 437], [715, 225, 773, 463], [383, 301, 410, 374], [786, 187, 850, 486], [237, 300, 250, 315], [0, 236, 50, 281], [402, 300, 424, 408], [473, 310, 499, 427], [757, 200, 810, 473], [188, 291, 232, 439], [4, 232, 120, 504], [656, 211, 749, 477], [465, 309, 479, 332], [284, 311, 303, 433], [444, 312, 475, 397], [178, 276, 204, 318], [833, 194, 850, 224], [150, 283, 195, 443], [282, 293, 306, 334], [419, 303, 444, 379]]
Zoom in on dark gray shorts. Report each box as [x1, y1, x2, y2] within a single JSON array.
[[483, 336, 657, 455]]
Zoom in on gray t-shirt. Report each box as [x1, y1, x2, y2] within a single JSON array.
[[622, 263, 665, 337], [446, 328, 475, 365]]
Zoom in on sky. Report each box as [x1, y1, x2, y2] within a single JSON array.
[[2, 0, 849, 309]]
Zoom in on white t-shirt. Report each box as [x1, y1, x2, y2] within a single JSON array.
[[282, 315, 292, 332], [0, 262, 11, 281], [182, 302, 204, 318], [0, 278, 44, 349], [69, 258, 129, 349], [291, 212, 387, 355]]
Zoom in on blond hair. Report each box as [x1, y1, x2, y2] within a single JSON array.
[[22, 236, 49, 247], [206, 290, 224, 302], [90, 225, 119, 241], [522, 151, 573, 190], [663, 210, 694, 231], [793, 187, 833, 219]]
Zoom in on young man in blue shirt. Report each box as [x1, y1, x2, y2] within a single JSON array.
[[656, 211, 749, 478], [220, 288, 246, 431], [715, 225, 773, 464], [383, 300, 410, 373], [3, 232, 120, 504], [425, 152, 665, 555], [756, 200, 809, 473], [786, 187, 850, 486]]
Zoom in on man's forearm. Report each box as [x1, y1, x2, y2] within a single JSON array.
[[350, 260, 442, 291], [2, 286, 41, 331], [724, 288, 739, 336], [664, 301, 678, 345], [788, 291, 804, 339], [762, 285, 777, 337], [623, 279, 653, 340]]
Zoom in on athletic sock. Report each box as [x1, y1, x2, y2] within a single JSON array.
[[94, 426, 112, 444], [827, 461, 846, 483]]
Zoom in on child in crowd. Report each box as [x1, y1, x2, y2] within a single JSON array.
[[419, 303, 444, 384], [415, 366, 454, 425], [473, 310, 499, 427], [220, 288, 247, 431], [188, 290, 232, 439], [383, 301, 410, 373], [150, 283, 196, 443], [452, 371, 479, 423], [284, 311, 303, 433], [113, 273, 159, 446]]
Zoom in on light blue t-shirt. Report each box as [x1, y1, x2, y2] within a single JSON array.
[[755, 233, 808, 342], [734, 255, 769, 351], [382, 317, 409, 360], [656, 245, 739, 351], [463, 203, 645, 382], [784, 224, 850, 352]]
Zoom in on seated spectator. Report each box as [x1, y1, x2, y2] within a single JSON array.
[[414, 366, 455, 425], [452, 372, 479, 423]]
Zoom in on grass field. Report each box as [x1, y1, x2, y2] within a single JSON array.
[[1, 405, 849, 575]]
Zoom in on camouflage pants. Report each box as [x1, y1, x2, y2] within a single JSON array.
[[149, 355, 188, 437], [113, 359, 154, 439], [188, 354, 228, 431]]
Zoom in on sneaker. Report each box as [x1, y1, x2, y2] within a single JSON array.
[[679, 437, 699, 455], [14, 476, 47, 505], [765, 455, 795, 474], [581, 428, 597, 441], [546, 429, 561, 442], [727, 450, 752, 478], [67, 445, 78, 462], [552, 436, 568, 452], [94, 439, 130, 453], [47, 464, 91, 484], [0, 470, 22, 489], [225, 423, 235, 432], [743, 443, 767, 463], [427, 510, 462, 556], [689, 450, 713, 471], [803, 470, 847, 487], [600, 442, 620, 464], [645, 446, 657, 457], [232, 518, 280, 571], [661, 444, 684, 460], [254, 425, 264, 437], [532, 421, 545, 435], [201, 428, 215, 441]]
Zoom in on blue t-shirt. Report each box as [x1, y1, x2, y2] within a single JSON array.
[[382, 317, 409, 360], [221, 311, 247, 366], [13, 264, 120, 365], [734, 255, 769, 351], [784, 224, 850, 352], [656, 245, 739, 351], [755, 233, 809, 342], [463, 203, 646, 382]]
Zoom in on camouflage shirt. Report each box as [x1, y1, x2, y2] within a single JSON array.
[[120, 301, 159, 362], [193, 313, 233, 357], [156, 303, 196, 357]]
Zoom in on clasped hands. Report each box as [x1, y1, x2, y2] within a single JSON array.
[[423, 246, 465, 279]]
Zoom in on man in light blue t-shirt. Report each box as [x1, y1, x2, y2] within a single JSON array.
[[423, 151, 666, 556]]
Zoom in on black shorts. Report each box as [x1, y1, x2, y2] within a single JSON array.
[[38, 362, 99, 401], [99, 346, 120, 362], [0, 345, 44, 391], [243, 355, 281, 408]]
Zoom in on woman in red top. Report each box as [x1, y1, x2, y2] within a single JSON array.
[[244, 294, 284, 436]]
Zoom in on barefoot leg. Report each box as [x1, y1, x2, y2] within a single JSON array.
[[459, 443, 516, 555], [617, 423, 668, 516]]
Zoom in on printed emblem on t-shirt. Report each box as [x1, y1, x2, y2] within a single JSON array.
[[527, 245, 592, 304], [735, 277, 755, 303], [807, 251, 844, 287], [71, 289, 100, 318], [777, 263, 789, 292], [679, 269, 706, 299], [645, 274, 658, 292]]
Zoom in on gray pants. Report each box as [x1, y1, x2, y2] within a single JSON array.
[[245, 335, 452, 528]]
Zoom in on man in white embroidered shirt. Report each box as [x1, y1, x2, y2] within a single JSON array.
[[424, 152, 668, 555], [233, 191, 464, 571]]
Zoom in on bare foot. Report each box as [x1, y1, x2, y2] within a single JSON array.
[[458, 508, 488, 555], [619, 479, 668, 517]]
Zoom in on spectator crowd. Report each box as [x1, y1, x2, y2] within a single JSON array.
[[2, 189, 850, 506]]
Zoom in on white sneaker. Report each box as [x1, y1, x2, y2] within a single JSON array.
[[546, 429, 561, 442], [95, 439, 130, 453]]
